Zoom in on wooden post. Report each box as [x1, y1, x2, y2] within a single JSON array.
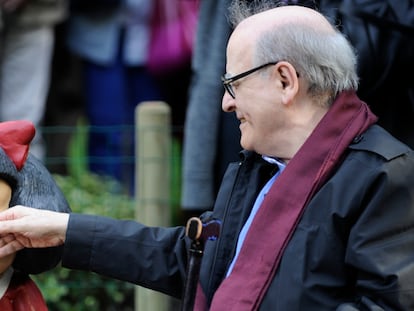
[[135, 101, 171, 311]]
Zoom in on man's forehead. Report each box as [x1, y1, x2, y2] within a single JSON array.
[[226, 35, 254, 70]]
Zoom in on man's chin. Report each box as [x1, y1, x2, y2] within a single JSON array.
[[240, 140, 254, 152]]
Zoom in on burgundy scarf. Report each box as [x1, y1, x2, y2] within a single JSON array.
[[194, 91, 377, 310]]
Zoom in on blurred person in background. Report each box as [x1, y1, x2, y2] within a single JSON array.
[[181, 0, 241, 217], [66, 0, 163, 193], [0, 0, 68, 161]]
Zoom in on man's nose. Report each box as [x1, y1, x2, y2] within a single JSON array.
[[222, 92, 235, 112]]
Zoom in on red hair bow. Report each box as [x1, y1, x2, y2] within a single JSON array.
[[0, 120, 35, 171]]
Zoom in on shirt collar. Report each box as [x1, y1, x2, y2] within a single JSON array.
[[262, 155, 286, 172]]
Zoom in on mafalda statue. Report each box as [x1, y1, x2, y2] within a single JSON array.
[[0, 120, 71, 310]]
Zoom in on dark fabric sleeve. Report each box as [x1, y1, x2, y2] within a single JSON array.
[[338, 151, 414, 310], [62, 213, 188, 298]]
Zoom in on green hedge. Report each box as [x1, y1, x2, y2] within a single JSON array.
[[34, 120, 183, 310], [32, 173, 136, 311]]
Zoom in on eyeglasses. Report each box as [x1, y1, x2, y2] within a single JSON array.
[[221, 62, 279, 99]]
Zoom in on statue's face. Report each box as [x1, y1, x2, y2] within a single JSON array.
[[0, 179, 16, 275]]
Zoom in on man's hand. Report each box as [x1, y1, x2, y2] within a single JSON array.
[[0, 205, 69, 258]]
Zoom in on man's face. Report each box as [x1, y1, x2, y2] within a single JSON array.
[[222, 35, 287, 157]]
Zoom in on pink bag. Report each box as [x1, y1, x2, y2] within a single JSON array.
[[148, 0, 199, 75]]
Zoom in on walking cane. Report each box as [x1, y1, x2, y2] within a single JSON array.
[[181, 217, 221, 311]]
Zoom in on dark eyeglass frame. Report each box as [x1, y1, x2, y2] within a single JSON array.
[[221, 61, 279, 99]]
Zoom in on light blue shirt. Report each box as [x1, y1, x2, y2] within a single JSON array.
[[226, 156, 286, 276]]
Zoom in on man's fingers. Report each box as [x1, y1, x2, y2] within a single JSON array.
[[0, 236, 24, 257], [0, 233, 16, 245], [0, 205, 25, 221], [0, 218, 23, 236]]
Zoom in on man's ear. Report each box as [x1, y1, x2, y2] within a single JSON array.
[[275, 61, 299, 104]]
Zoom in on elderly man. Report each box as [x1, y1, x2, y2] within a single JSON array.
[[0, 3, 413, 310]]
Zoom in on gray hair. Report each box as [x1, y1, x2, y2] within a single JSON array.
[[228, 0, 359, 106]]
